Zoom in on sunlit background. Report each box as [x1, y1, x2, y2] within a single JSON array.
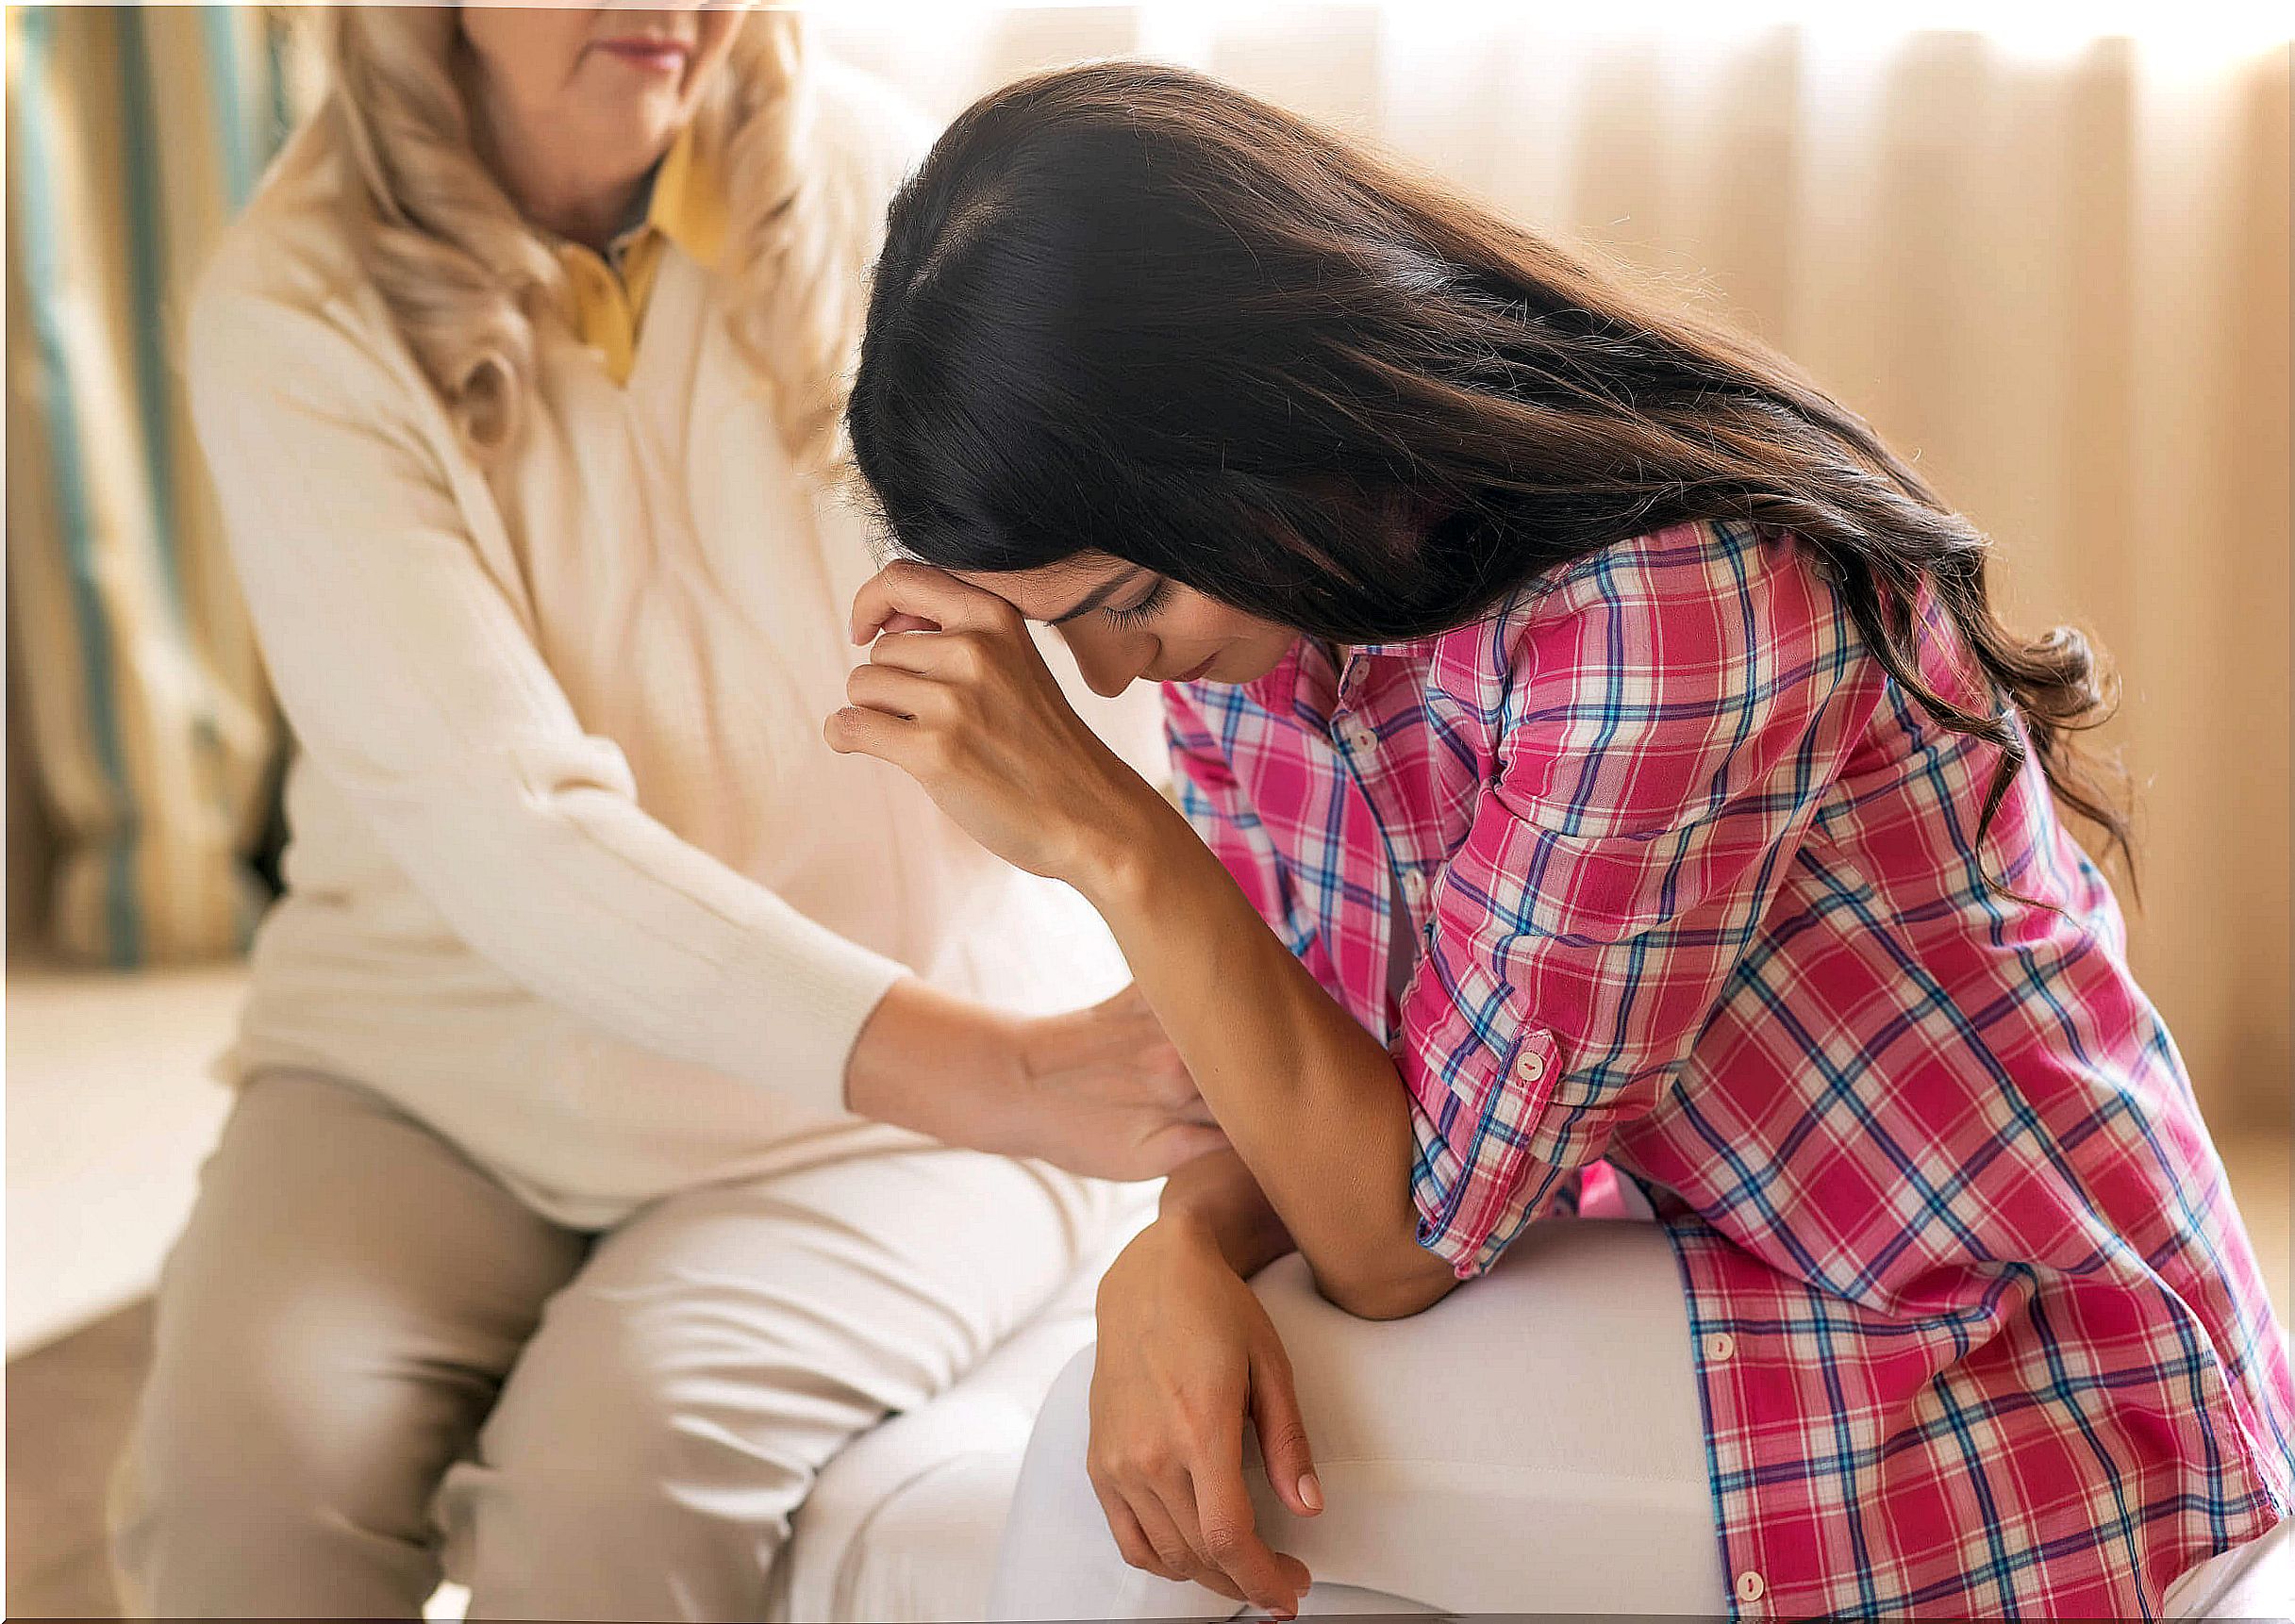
[[6, 4, 2289, 1612]]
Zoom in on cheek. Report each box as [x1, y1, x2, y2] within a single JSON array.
[[1190, 605, 1288, 657], [461, 9, 589, 104]]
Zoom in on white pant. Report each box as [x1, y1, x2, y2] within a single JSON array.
[[111, 1069, 1134, 1620], [990, 1213, 2295, 1621], [990, 1216, 1728, 1618]]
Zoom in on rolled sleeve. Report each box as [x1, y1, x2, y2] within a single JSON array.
[[1399, 525, 1881, 1277]]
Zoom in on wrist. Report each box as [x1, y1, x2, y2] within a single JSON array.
[[844, 978, 1032, 1152], [1070, 786, 1197, 916], [1100, 1206, 1225, 1312]]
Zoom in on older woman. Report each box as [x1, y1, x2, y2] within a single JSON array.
[[108, 11, 1206, 1618]]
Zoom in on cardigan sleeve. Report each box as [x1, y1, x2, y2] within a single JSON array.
[[187, 276, 908, 1116]]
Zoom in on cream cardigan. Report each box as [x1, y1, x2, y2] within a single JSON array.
[[188, 67, 1143, 1226]]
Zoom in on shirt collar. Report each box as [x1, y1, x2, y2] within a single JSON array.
[[640, 120, 727, 272], [1240, 631, 1440, 720]]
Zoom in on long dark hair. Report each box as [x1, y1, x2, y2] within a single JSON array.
[[847, 60, 2129, 873]]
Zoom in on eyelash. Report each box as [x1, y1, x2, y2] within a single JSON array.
[[1103, 580, 1173, 628]]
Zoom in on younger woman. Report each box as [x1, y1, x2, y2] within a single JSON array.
[[831, 62, 2295, 1619]]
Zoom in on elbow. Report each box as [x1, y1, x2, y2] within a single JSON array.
[[1313, 1259, 1458, 1322]]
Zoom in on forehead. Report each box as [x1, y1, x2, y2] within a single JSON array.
[[955, 556, 1135, 621]]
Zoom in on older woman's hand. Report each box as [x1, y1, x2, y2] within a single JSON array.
[[827, 562, 1172, 895]]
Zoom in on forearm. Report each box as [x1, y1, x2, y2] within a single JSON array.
[[1081, 799, 1455, 1318]]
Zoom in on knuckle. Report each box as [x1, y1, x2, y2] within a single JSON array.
[[1202, 1521, 1247, 1560], [949, 635, 990, 678]]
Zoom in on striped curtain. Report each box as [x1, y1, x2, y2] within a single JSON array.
[[6, 6, 299, 966]]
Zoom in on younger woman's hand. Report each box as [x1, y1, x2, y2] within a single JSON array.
[[1089, 1214, 1320, 1617], [826, 562, 1166, 888]]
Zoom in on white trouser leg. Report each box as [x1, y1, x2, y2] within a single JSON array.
[[439, 1137, 1124, 1621], [990, 1217, 1725, 1619], [112, 1067, 1134, 1622]]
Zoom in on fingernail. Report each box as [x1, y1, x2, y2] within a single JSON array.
[[1297, 1471, 1322, 1513]]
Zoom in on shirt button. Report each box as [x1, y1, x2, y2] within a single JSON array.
[[1704, 1332, 1736, 1363], [1348, 727, 1378, 754], [1735, 1570, 1766, 1605], [1516, 1048, 1547, 1085], [1400, 870, 1426, 907]]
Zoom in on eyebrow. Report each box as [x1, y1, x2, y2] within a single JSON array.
[[1048, 570, 1145, 626]]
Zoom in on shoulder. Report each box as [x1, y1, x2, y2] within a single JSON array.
[[188, 115, 433, 422], [193, 115, 369, 332], [1438, 520, 1881, 833], [1438, 519, 1857, 702], [186, 127, 455, 476]]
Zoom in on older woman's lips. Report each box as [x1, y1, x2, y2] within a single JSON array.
[[1174, 655, 1217, 683], [593, 39, 690, 74]]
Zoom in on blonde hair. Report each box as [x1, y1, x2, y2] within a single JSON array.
[[320, 7, 872, 472]]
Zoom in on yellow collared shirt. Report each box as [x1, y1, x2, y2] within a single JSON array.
[[556, 124, 727, 386]]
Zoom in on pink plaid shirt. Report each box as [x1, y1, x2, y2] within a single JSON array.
[[1164, 518, 2293, 1617]]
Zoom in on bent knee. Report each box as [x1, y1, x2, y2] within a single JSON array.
[[469, 1295, 816, 1532]]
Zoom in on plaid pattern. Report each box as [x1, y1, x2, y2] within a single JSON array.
[[1165, 518, 2294, 1617]]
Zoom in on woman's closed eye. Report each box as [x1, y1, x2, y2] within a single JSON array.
[[1104, 579, 1174, 628]]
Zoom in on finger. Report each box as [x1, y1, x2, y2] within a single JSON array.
[[844, 661, 954, 723], [1124, 1479, 1229, 1595], [879, 611, 940, 636], [1146, 1463, 1270, 1610], [850, 561, 1020, 645], [823, 704, 919, 766], [1184, 1430, 1309, 1617], [1089, 1481, 1185, 1584], [866, 628, 996, 682], [1250, 1340, 1322, 1518]]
